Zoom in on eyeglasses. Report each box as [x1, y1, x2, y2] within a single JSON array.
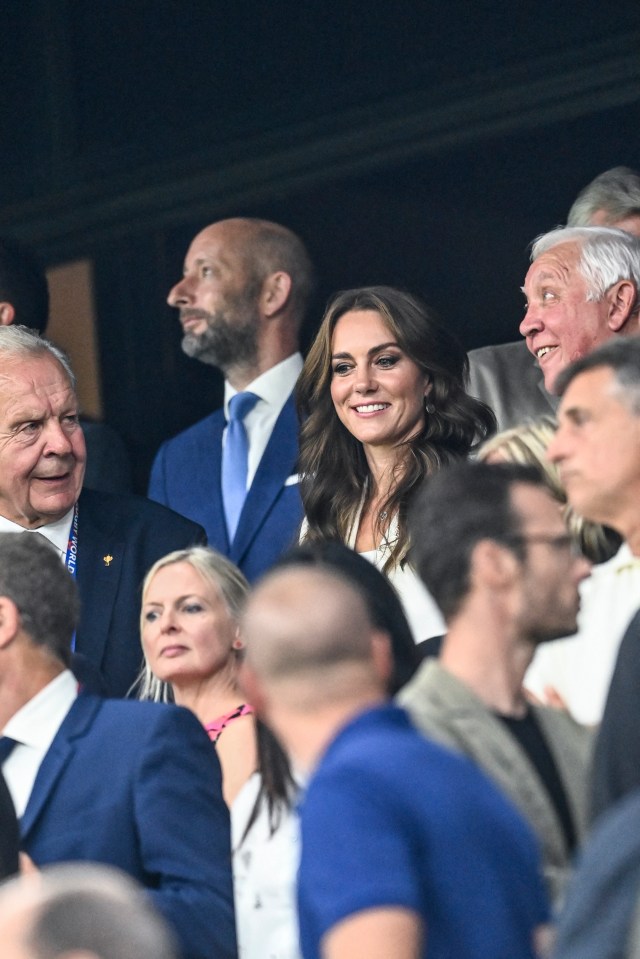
[[506, 534, 583, 558]]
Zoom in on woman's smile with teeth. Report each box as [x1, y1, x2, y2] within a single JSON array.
[[354, 403, 389, 413]]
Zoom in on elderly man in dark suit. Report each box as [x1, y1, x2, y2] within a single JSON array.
[[0, 533, 236, 959], [0, 325, 205, 697], [149, 217, 313, 581]]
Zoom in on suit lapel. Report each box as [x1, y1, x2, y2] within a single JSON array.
[[199, 414, 230, 554], [534, 706, 591, 841], [21, 695, 99, 839], [446, 702, 568, 858], [75, 490, 126, 674], [231, 394, 298, 563]]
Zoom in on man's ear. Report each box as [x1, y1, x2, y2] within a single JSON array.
[[470, 539, 520, 590], [0, 302, 15, 326], [0, 596, 21, 649], [606, 280, 638, 332], [260, 272, 292, 318]]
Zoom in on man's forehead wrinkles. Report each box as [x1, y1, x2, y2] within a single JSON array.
[[530, 260, 574, 285], [535, 269, 565, 282], [187, 249, 234, 273]]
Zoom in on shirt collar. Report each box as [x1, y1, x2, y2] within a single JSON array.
[[2, 670, 78, 750], [0, 507, 75, 559], [224, 352, 303, 417]]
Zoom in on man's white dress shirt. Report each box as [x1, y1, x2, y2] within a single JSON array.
[[224, 353, 302, 488], [1, 670, 78, 816], [0, 507, 74, 562]]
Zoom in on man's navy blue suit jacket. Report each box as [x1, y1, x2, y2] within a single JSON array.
[[148, 393, 302, 582], [74, 488, 206, 698], [21, 693, 237, 959]]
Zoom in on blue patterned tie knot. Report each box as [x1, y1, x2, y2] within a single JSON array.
[[222, 391, 259, 542]]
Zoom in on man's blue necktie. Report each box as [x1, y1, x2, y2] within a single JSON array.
[[222, 391, 259, 542], [0, 736, 17, 764]]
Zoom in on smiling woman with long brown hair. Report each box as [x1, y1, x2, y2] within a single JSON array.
[[297, 286, 495, 642]]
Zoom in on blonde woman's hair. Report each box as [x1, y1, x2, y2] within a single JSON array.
[[478, 416, 619, 563]]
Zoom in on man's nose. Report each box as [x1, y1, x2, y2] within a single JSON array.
[[546, 429, 565, 464], [167, 276, 193, 308], [44, 421, 74, 455], [519, 303, 542, 338], [573, 553, 592, 584]]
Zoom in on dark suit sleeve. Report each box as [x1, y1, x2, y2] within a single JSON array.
[[591, 610, 640, 822], [137, 706, 237, 959]]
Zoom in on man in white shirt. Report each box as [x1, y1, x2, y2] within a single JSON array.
[[149, 217, 314, 581], [0, 532, 236, 959]]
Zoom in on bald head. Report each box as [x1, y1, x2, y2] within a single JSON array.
[[212, 218, 313, 317], [167, 217, 312, 384], [242, 566, 381, 687], [0, 864, 176, 959]]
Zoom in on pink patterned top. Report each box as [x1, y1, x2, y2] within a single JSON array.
[[205, 704, 254, 744]]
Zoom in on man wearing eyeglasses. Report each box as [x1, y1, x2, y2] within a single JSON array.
[[398, 460, 592, 906]]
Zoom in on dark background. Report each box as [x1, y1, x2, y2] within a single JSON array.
[[2, 0, 639, 489]]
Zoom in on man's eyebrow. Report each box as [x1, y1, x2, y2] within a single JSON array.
[[563, 405, 587, 421], [7, 406, 43, 424], [531, 269, 561, 284]]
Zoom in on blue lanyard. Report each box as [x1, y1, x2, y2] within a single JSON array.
[[66, 504, 79, 651], [65, 502, 79, 579]]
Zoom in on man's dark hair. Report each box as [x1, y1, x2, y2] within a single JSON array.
[[409, 461, 545, 620], [555, 336, 640, 414], [0, 533, 78, 666], [0, 238, 49, 334]]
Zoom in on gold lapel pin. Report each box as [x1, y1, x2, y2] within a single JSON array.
[[103, 554, 114, 567]]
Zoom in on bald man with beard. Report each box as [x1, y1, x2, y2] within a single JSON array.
[[149, 218, 314, 581]]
